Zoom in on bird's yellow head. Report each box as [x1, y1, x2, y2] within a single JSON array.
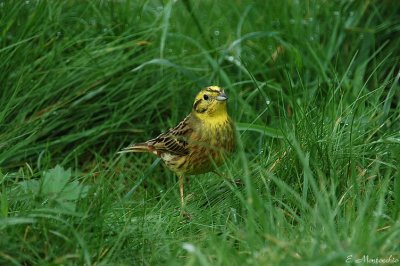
[[192, 86, 229, 122]]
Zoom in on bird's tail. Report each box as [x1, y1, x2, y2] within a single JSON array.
[[118, 143, 153, 154]]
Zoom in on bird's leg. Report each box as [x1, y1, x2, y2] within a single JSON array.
[[179, 174, 185, 208], [178, 175, 192, 219]]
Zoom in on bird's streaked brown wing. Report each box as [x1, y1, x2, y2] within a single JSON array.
[[146, 115, 193, 156]]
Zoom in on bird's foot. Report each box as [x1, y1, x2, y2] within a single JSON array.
[[180, 210, 192, 220]]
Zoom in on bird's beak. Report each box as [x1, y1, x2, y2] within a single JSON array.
[[216, 91, 228, 101]]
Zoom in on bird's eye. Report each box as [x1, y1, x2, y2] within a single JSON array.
[[203, 94, 209, 100]]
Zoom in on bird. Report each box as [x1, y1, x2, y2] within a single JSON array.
[[119, 86, 235, 208]]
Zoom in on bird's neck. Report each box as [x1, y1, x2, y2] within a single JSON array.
[[192, 109, 229, 127]]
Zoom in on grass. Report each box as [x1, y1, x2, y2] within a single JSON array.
[[1, 0, 399, 265]]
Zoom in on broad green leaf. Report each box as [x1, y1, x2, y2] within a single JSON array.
[[42, 165, 71, 195]]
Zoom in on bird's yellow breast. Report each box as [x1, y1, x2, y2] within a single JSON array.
[[163, 117, 235, 175]]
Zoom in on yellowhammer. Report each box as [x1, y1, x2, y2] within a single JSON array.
[[120, 86, 235, 207]]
